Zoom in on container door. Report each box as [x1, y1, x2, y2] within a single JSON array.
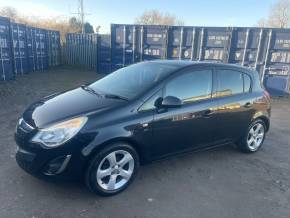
[[111, 24, 139, 71], [97, 34, 111, 73], [167, 26, 195, 60], [11, 23, 29, 75], [263, 29, 290, 96], [0, 16, 14, 80]]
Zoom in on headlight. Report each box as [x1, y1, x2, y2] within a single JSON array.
[[31, 117, 88, 148]]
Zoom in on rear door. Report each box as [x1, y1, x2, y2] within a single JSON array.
[[213, 67, 256, 142]]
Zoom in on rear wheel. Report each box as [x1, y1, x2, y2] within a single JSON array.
[[237, 119, 266, 153], [85, 143, 139, 196]]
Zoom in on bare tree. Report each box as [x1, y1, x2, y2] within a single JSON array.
[[257, 18, 267, 28], [135, 10, 184, 26], [257, 0, 290, 28], [0, 6, 95, 43], [0, 6, 18, 21], [268, 0, 290, 27]]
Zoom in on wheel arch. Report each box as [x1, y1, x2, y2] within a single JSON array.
[[83, 137, 148, 172], [253, 115, 270, 132]]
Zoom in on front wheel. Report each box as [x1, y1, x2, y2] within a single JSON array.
[[85, 143, 139, 196], [237, 119, 266, 153]]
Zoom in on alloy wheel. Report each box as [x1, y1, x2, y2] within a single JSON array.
[[96, 150, 134, 191], [247, 123, 265, 151]]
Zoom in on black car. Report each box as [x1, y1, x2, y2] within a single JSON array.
[[15, 61, 271, 196]]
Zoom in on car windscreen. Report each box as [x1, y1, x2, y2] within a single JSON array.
[[89, 62, 179, 100]]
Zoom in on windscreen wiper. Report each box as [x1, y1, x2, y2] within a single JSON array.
[[81, 85, 102, 97], [103, 93, 129, 101]]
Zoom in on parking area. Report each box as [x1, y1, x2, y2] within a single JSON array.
[[0, 67, 290, 218]]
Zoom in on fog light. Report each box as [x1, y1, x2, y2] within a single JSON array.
[[43, 155, 71, 175]]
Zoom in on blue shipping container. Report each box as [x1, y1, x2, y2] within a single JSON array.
[[26, 26, 36, 71], [34, 28, 49, 71], [98, 34, 111, 73], [47, 30, 61, 67], [0, 16, 61, 81], [26, 27, 49, 71], [11, 22, 29, 75], [111, 24, 290, 96], [0, 16, 14, 80]]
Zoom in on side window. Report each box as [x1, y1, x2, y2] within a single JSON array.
[[243, 74, 251, 93], [164, 69, 212, 104], [216, 69, 243, 97], [139, 90, 162, 111]]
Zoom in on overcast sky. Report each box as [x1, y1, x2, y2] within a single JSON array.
[[0, 0, 279, 33]]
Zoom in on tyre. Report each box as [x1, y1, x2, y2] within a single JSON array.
[[237, 119, 266, 153], [85, 142, 139, 196]]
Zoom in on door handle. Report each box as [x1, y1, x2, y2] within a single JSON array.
[[244, 102, 252, 108], [202, 109, 214, 118]]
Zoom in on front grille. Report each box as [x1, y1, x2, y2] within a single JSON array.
[[15, 118, 36, 147], [18, 118, 34, 133]]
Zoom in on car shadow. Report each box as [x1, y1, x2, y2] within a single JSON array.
[[17, 143, 240, 199]]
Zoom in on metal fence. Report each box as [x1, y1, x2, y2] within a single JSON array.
[[0, 16, 61, 81], [63, 33, 111, 73], [63, 33, 98, 70]]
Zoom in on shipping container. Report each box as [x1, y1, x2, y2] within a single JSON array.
[[111, 25, 138, 70], [264, 76, 290, 96], [26, 27, 49, 71], [97, 34, 111, 73], [111, 24, 168, 71], [0, 16, 61, 81], [111, 24, 290, 96], [0, 16, 14, 80], [47, 30, 61, 67], [11, 22, 29, 75], [26, 26, 36, 71], [35, 28, 49, 71]]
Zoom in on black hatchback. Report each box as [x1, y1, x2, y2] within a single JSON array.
[[15, 61, 271, 196]]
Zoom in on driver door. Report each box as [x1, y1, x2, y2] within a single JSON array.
[[150, 68, 219, 159]]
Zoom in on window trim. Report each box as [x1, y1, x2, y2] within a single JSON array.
[[213, 67, 253, 99], [243, 73, 252, 93], [138, 88, 163, 112]]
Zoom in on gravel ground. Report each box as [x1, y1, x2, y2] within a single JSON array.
[[0, 67, 289, 218]]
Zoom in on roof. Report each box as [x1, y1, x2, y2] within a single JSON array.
[[149, 59, 255, 72]]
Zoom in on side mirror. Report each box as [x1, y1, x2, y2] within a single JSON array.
[[155, 96, 182, 108]]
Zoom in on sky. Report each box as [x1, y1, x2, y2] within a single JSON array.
[[0, 0, 279, 33]]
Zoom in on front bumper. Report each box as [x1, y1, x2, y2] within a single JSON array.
[[14, 119, 91, 180], [15, 147, 73, 177], [15, 145, 85, 180], [15, 147, 36, 173]]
